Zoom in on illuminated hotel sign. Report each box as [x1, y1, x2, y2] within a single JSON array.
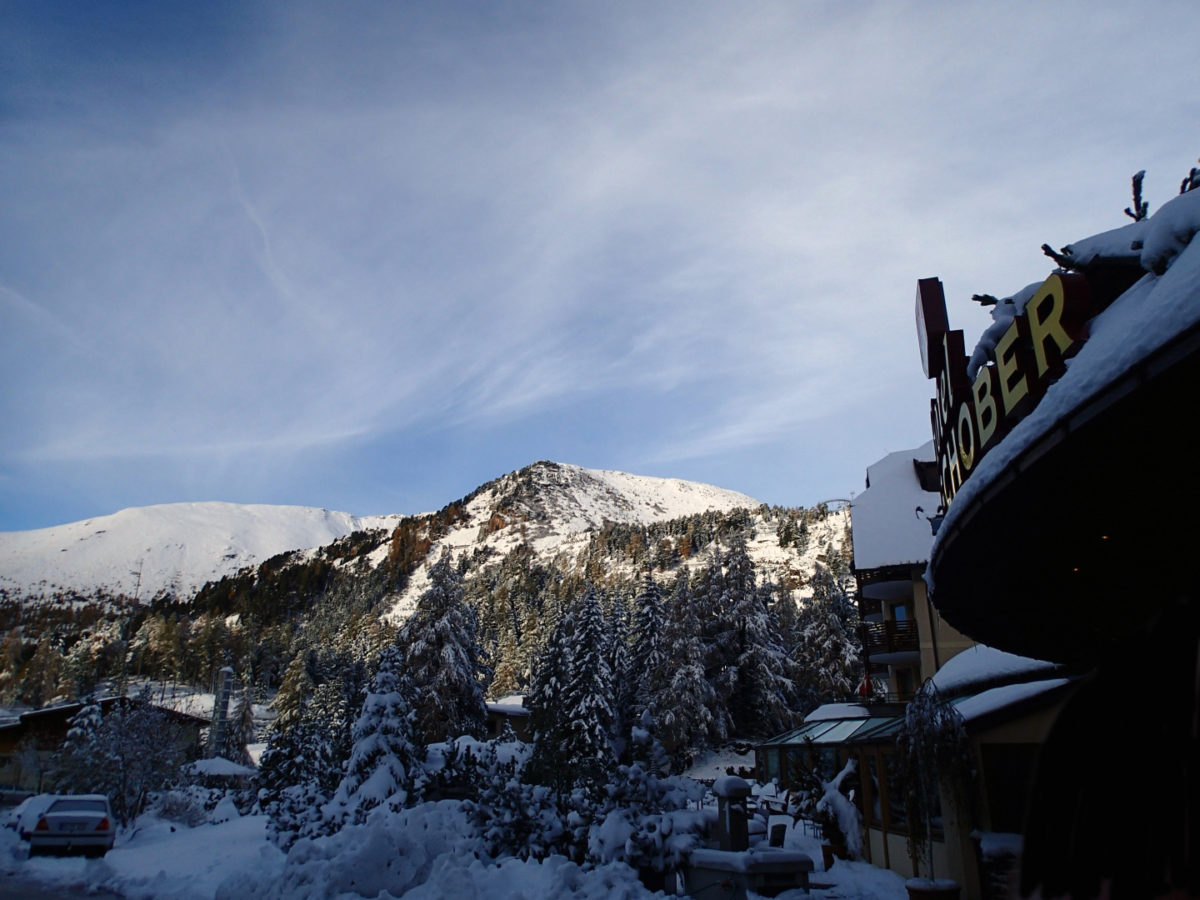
[[918, 273, 1093, 508]]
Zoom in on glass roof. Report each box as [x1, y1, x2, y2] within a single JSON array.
[[759, 714, 903, 747]]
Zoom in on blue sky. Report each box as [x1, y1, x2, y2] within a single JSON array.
[[1, 1, 1197, 531]]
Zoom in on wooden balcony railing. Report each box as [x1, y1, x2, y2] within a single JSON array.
[[860, 619, 919, 656]]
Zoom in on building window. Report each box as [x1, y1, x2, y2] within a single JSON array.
[[883, 751, 908, 832], [764, 748, 781, 783]]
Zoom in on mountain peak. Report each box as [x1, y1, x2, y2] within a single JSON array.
[[0, 463, 763, 608]]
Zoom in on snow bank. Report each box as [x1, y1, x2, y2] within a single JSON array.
[[216, 801, 657, 900], [7, 814, 284, 900]]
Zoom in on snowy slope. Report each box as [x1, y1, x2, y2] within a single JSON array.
[[0, 461, 848, 619], [382, 461, 847, 621], [0, 502, 400, 602], [384, 463, 765, 620]]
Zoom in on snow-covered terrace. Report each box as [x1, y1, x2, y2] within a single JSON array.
[[850, 442, 939, 608]]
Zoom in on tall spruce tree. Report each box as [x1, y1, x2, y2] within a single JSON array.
[[528, 585, 617, 791], [657, 575, 715, 770], [794, 562, 860, 707], [692, 554, 735, 743], [325, 644, 420, 827], [526, 606, 574, 788], [398, 554, 488, 745], [627, 574, 668, 725], [559, 586, 616, 789], [220, 690, 256, 767], [719, 541, 800, 738]]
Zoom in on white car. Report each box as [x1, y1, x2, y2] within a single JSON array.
[[27, 794, 116, 857]]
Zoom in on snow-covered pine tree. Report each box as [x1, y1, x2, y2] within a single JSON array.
[[48, 699, 104, 794], [627, 574, 668, 726], [220, 689, 256, 767], [258, 713, 336, 848], [398, 553, 488, 745], [718, 541, 801, 738], [656, 576, 716, 771], [730, 586, 801, 737], [258, 651, 366, 847], [794, 562, 860, 707], [604, 587, 632, 754], [526, 606, 573, 789], [324, 644, 419, 827], [529, 585, 617, 792], [692, 554, 735, 744], [559, 585, 617, 789], [50, 690, 187, 825]]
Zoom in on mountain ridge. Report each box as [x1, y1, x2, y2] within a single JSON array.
[[0, 462, 768, 606]]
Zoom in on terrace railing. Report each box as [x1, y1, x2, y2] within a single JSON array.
[[859, 619, 919, 656]]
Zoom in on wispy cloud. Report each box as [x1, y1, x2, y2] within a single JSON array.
[[2, 0, 1198, 526]]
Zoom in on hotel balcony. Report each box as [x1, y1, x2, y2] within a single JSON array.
[[859, 619, 919, 663]]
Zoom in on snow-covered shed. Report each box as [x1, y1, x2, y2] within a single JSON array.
[[0, 696, 209, 791], [484, 695, 532, 743]]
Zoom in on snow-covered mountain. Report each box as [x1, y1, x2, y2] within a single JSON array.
[[0, 502, 400, 603], [380, 461, 771, 620], [0, 462, 848, 620]]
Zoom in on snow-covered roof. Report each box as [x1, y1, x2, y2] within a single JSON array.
[[187, 757, 257, 777], [803, 702, 870, 723], [930, 644, 1059, 694], [850, 441, 938, 572], [952, 678, 1071, 723], [935, 190, 1200, 550], [486, 697, 529, 716], [1060, 219, 1147, 267]]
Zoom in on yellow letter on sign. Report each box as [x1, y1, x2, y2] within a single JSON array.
[[1026, 273, 1089, 379]]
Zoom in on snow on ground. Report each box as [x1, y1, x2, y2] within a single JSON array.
[[0, 502, 401, 602], [1, 798, 911, 900], [684, 745, 757, 782], [1, 811, 281, 900]]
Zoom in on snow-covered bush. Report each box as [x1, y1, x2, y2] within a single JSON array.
[[470, 759, 565, 861], [815, 757, 864, 859], [587, 725, 707, 875], [217, 801, 480, 899], [152, 785, 218, 827]]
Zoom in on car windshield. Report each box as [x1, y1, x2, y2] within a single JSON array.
[[48, 799, 108, 813]]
